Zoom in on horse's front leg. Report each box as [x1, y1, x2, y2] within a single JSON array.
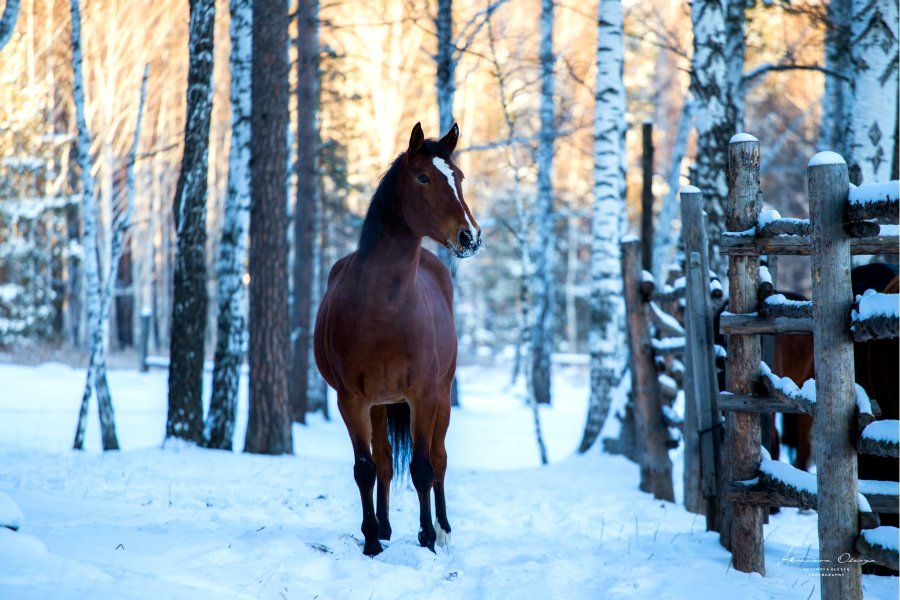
[[431, 398, 452, 548], [338, 394, 382, 556], [410, 397, 438, 552]]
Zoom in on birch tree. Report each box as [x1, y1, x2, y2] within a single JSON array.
[[0, 0, 20, 52], [291, 0, 323, 424], [689, 0, 735, 276], [578, 0, 627, 453], [167, 0, 215, 444], [529, 0, 556, 406], [205, 0, 251, 450], [69, 0, 119, 452], [245, 0, 292, 455], [847, 0, 898, 184]]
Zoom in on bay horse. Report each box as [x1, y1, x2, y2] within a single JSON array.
[[313, 123, 481, 556]]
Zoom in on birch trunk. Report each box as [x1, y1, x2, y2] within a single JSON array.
[[847, 0, 899, 184], [689, 0, 736, 277], [579, 0, 626, 453], [205, 0, 251, 450], [70, 0, 120, 451], [245, 0, 293, 455], [529, 0, 556, 406], [167, 0, 215, 444], [652, 100, 693, 281]]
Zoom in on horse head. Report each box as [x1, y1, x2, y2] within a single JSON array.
[[400, 122, 482, 258]]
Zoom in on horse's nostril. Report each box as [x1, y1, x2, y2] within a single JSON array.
[[458, 230, 473, 247]]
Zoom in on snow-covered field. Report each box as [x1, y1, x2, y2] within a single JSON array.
[[0, 361, 895, 599]]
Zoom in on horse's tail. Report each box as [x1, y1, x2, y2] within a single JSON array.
[[386, 402, 412, 482]]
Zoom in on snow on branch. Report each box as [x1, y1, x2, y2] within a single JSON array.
[[759, 294, 811, 319], [856, 527, 899, 571], [652, 336, 685, 356], [846, 180, 900, 223], [859, 420, 899, 459], [649, 301, 684, 337], [851, 290, 899, 342]]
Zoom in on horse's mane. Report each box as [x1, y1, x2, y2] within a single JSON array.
[[357, 140, 452, 259]]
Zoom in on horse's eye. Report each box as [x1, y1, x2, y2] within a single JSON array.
[[417, 174, 430, 184]]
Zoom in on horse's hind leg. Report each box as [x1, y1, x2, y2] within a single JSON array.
[[410, 399, 438, 551], [431, 399, 451, 547], [337, 393, 382, 556], [370, 405, 393, 541]]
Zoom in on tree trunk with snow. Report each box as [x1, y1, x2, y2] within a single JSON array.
[[167, 0, 215, 444], [689, 0, 736, 277], [290, 0, 322, 424], [819, 0, 852, 157], [0, 0, 20, 52], [725, 0, 746, 130], [579, 0, 627, 453], [205, 0, 251, 451], [847, 0, 898, 184], [70, 0, 119, 452], [529, 0, 556, 406], [245, 0, 293, 455]]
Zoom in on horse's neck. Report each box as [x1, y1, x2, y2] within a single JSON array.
[[360, 228, 423, 287]]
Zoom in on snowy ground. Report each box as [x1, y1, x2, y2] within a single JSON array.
[[0, 361, 896, 599]]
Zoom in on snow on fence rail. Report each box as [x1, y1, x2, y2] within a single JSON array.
[[698, 136, 900, 597]]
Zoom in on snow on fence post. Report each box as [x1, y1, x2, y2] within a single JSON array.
[[681, 186, 723, 530], [808, 152, 861, 600], [621, 238, 674, 501], [724, 134, 764, 573]]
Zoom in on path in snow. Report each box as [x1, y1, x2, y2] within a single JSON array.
[[0, 362, 895, 599]]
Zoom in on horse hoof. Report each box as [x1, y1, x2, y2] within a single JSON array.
[[418, 531, 436, 553], [363, 540, 383, 556], [378, 524, 392, 541]]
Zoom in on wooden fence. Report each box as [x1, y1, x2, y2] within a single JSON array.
[[711, 135, 898, 598], [617, 133, 898, 599]]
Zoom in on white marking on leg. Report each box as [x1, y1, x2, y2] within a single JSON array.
[[432, 157, 477, 241], [434, 518, 451, 550]]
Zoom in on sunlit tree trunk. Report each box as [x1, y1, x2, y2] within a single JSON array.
[[291, 0, 323, 424], [529, 0, 556, 406], [167, 0, 215, 444], [205, 0, 251, 450], [689, 0, 735, 277], [847, 0, 898, 184], [579, 0, 627, 453], [245, 0, 292, 455]]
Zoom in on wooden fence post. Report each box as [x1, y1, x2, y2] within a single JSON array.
[[725, 135, 764, 573], [641, 122, 654, 273], [808, 152, 860, 600], [621, 238, 674, 501], [681, 186, 723, 530]]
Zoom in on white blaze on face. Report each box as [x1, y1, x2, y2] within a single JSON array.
[[432, 157, 477, 243]]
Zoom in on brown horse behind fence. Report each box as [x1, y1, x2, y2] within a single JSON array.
[[314, 123, 481, 556]]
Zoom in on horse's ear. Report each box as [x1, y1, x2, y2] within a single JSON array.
[[439, 122, 459, 153], [407, 122, 425, 158]]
